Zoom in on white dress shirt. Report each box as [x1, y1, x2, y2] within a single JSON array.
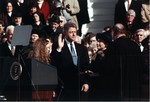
[[65, 39, 77, 56], [125, 0, 132, 11]]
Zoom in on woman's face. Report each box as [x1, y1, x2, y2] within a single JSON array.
[[0, 24, 4, 32], [97, 41, 106, 50], [33, 13, 40, 22], [6, 2, 13, 13], [31, 34, 39, 43], [46, 39, 53, 54]]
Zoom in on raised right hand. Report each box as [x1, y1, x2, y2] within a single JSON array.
[[57, 34, 64, 51]]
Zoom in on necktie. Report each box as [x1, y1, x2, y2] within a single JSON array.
[[70, 43, 77, 66], [11, 46, 15, 56], [128, 0, 131, 10]]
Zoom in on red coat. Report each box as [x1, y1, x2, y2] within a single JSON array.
[[38, 1, 50, 22]]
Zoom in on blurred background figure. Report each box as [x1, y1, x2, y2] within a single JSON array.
[[0, 1, 15, 26], [114, 0, 142, 27], [133, 29, 146, 52], [123, 9, 142, 38], [0, 20, 5, 43], [36, 0, 50, 24], [24, 2, 46, 25], [0, 35, 7, 44], [62, 0, 80, 30], [76, 0, 90, 37], [13, 12, 23, 26], [141, 0, 150, 28], [31, 12, 46, 34], [59, 15, 66, 28]]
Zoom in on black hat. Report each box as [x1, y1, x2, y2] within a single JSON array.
[[29, 2, 38, 9], [49, 15, 60, 24], [96, 32, 112, 44], [14, 12, 22, 18], [31, 29, 48, 39]]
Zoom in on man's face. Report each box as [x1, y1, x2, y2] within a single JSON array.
[[127, 14, 135, 23], [65, 27, 77, 42], [135, 32, 145, 43], [14, 17, 22, 25], [30, 7, 37, 14], [7, 29, 14, 43], [50, 22, 59, 30]]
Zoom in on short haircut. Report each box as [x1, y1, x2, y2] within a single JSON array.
[[112, 23, 126, 36], [6, 25, 15, 33], [63, 22, 77, 34], [127, 9, 136, 17], [135, 29, 145, 37]]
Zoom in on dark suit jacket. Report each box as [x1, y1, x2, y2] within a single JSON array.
[[0, 42, 22, 58], [77, 0, 90, 25], [114, 0, 142, 25], [76, 0, 90, 36], [51, 41, 89, 89], [101, 36, 143, 100]]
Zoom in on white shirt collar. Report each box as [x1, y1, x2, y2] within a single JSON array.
[[7, 41, 16, 50], [124, 0, 132, 11], [37, 1, 44, 9], [8, 12, 12, 17], [65, 39, 77, 55], [7, 41, 12, 50]]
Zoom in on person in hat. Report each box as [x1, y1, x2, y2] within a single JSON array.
[[13, 12, 23, 26], [96, 32, 112, 51], [22, 28, 48, 59], [44, 15, 63, 47], [30, 29, 41, 44], [87, 32, 112, 101], [24, 2, 46, 25]]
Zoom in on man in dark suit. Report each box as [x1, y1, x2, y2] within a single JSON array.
[[51, 22, 90, 101], [101, 23, 143, 101], [114, 0, 142, 26], [0, 25, 22, 58], [0, 25, 26, 100]]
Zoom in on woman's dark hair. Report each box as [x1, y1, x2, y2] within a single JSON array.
[[4, 0, 14, 12]]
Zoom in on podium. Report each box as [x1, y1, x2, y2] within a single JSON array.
[[0, 57, 58, 101]]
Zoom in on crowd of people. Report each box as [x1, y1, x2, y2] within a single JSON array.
[[0, 0, 149, 101]]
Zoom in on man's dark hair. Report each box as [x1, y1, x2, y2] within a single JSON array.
[[63, 22, 77, 34]]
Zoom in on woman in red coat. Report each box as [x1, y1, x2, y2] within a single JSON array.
[[37, 0, 50, 24]]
